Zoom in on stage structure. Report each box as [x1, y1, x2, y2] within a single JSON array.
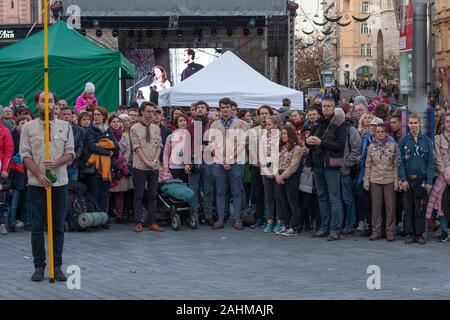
[[60, 0, 296, 105]]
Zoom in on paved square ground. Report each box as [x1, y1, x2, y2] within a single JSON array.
[[1, 222, 449, 300]]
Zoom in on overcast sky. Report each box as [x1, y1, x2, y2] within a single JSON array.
[[295, 0, 323, 36]]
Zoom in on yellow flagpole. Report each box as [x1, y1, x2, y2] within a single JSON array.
[[43, 0, 55, 283]]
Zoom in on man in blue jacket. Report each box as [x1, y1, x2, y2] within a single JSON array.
[[398, 113, 435, 244]]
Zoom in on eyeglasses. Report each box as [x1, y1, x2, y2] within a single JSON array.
[[93, 113, 102, 116]]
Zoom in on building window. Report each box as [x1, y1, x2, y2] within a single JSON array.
[[31, 0, 39, 22], [361, 44, 372, 56], [360, 22, 371, 34], [361, 1, 371, 13], [11, 1, 14, 9]]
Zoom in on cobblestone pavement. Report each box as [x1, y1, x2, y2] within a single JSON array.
[[0, 222, 449, 300]]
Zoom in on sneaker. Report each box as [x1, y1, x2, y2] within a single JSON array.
[[360, 228, 372, 237], [212, 219, 225, 230], [8, 225, 15, 233], [31, 266, 45, 282], [263, 223, 273, 233], [149, 224, 164, 232], [250, 219, 263, 229], [0, 224, 7, 235], [356, 221, 365, 231], [15, 220, 24, 229], [327, 233, 341, 241], [134, 223, 143, 233], [273, 224, 283, 234], [369, 234, 382, 241], [387, 235, 395, 242], [416, 235, 426, 245], [311, 229, 329, 238], [281, 227, 297, 236], [233, 219, 244, 230], [438, 231, 449, 243], [405, 234, 416, 244], [54, 267, 67, 282], [24, 224, 32, 232], [275, 225, 286, 235]]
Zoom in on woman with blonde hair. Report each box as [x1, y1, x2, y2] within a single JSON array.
[[358, 112, 374, 136]]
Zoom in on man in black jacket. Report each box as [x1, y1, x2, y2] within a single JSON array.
[[181, 49, 204, 81], [60, 107, 84, 182], [306, 100, 347, 241]]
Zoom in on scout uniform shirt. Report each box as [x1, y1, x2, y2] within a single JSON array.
[[130, 122, 162, 171], [19, 118, 75, 187]]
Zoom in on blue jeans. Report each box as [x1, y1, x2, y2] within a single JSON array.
[[29, 185, 68, 268], [67, 166, 79, 182], [188, 164, 214, 218], [313, 167, 343, 233], [8, 188, 31, 227], [87, 175, 110, 213], [439, 216, 449, 233], [340, 174, 356, 229], [212, 164, 243, 221]]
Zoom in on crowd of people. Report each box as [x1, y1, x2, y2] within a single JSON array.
[[1, 81, 450, 281]]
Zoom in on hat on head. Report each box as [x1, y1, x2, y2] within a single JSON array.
[[85, 82, 95, 94], [370, 117, 383, 126], [119, 114, 130, 121], [354, 96, 368, 107]]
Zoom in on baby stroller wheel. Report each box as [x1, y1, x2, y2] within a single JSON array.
[[189, 213, 199, 230], [171, 214, 181, 231]]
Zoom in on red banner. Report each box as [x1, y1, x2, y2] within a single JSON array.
[[400, 4, 413, 51]]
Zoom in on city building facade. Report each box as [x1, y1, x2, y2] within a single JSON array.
[[434, 0, 450, 104]]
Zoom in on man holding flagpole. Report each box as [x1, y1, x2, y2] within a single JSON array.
[[20, 91, 74, 281]]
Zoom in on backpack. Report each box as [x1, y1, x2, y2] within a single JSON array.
[[66, 182, 104, 231]]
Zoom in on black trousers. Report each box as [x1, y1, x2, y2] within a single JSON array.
[[170, 168, 188, 183], [250, 166, 265, 221], [300, 191, 320, 230], [395, 191, 404, 225], [133, 168, 158, 225], [403, 180, 427, 236], [275, 172, 301, 229]]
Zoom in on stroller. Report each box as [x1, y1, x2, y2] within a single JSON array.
[[143, 172, 197, 231]]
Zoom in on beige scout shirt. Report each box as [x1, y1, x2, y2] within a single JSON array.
[[20, 118, 75, 187], [434, 133, 450, 176], [208, 117, 250, 164], [130, 122, 162, 171], [363, 141, 398, 189]]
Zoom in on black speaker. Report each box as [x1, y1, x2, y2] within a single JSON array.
[[267, 17, 287, 57]]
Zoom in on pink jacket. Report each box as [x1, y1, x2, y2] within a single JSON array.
[[163, 130, 191, 169], [0, 121, 14, 174], [75, 93, 97, 112], [426, 166, 450, 218]]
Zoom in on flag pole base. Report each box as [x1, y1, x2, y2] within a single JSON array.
[[49, 278, 55, 283]]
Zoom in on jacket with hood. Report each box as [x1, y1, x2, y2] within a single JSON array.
[[0, 120, 14, 174], [306, 108, 346, 169], [340, 117, 362, 176]]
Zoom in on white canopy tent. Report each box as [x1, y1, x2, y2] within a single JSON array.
[[158, 51, 304, 110]]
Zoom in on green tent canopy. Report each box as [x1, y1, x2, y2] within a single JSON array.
[[0, 21, 135, 113]]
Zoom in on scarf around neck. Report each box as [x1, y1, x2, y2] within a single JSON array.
[[140, 120, 152, 143], [111, 127, 123, 143], [373, 136, 389, 147], [93, 122, 109, 133]]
